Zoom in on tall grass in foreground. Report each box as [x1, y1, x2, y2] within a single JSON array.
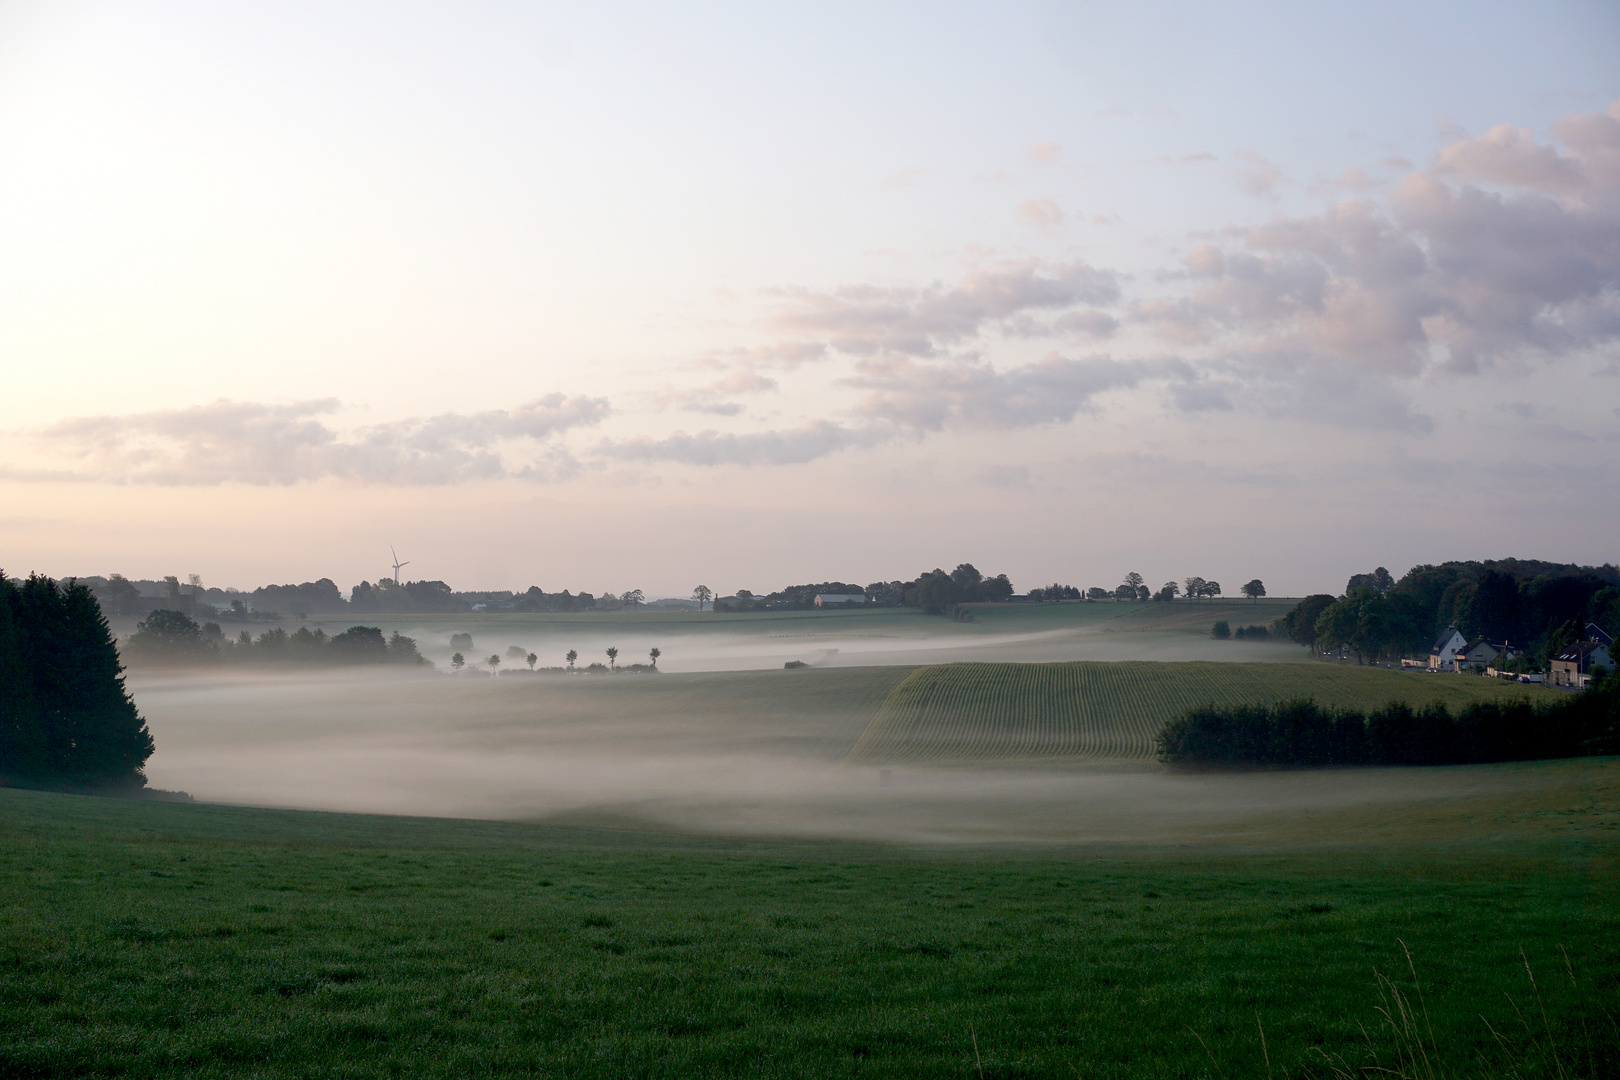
[[1225, 944, 1619, 1080]]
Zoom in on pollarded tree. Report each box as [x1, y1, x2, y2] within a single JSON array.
[[526, 652, 537, 670], [649, 647, 660, 668], [692, 586, 713, 611], [487, 654, 501, 672], [1243, 579, 1266, 602], [606, 646, 618, 671], [565, 649, 577, 670], [451, 652, 465, 671]]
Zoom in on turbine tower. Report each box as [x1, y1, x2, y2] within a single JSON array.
[[390, 546, 410, 585]]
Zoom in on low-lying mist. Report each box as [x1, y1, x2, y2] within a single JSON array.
[[128, 668, 1582, 846]]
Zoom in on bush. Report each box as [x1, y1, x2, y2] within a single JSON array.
[[1157, 675, 1619, 767], [1212, 620, 1231, 639]]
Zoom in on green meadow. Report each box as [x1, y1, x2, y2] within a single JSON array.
[[2, 760, 1618, 1079], [18, 603, 1617, 1076]]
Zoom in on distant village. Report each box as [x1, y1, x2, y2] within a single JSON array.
[[42, 556, 1620, 689]]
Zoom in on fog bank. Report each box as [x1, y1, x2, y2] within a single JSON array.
[[129, 669, 1593, 846]]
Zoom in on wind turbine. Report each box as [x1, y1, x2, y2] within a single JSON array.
[[390, 546, 410, 585]]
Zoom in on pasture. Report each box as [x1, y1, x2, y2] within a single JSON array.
[[1, 773, 1616, 1079], [112, 597, 1306, 672], [849, 661, 1563, 765], [128, 661, 1575, 844]]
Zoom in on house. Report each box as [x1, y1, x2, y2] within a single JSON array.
[[1427, 626, 1467, 671], [1454, 638, 1502, 673], [1586, 622, 1614, 649], [1549, 641, 1613, 689], [814, 593, 866, 607], [1483, 643, 1523, 679]]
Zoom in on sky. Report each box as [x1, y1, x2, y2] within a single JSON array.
[[1, 0, 1617, 598]]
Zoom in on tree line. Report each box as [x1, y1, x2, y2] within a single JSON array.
[[1273, 560, 1620, 667], [1156, 670, 1620, 768], [705, 566, 1265, 615], [0, 573, 154, 790], [124, 610, 430, 668], [448, 645, 661, 675]]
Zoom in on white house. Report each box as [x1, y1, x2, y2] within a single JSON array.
[[813, 594, 866, 607], [1427, 626, 1467, 671]]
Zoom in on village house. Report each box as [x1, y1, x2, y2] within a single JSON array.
[[1427, 626, 1467, 671], [1549, 640, 1613, 689], [1454, 637, 1500, 673], [813, 593, 866, 607]]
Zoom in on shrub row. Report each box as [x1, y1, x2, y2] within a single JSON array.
[[1157, 676, 1619, 767]]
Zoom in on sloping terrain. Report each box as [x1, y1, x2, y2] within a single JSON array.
[[848, 661, 1560, 764]]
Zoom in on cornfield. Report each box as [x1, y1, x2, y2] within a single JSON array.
[[847, 661, 1557, 764]]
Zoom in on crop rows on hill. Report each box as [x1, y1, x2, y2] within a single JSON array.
[[846, 661, 1556, 764]]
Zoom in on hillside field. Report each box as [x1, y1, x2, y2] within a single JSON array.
[[2, 776, 1616, 1079], [850, 661, 1563, 765], [113, 597, 1307, 673]]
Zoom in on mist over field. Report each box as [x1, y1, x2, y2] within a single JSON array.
[[125, 664, 1580, 845], [179, 598, 1306, 675]]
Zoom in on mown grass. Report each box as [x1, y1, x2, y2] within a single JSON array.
[[850, 662, 1561, 765], [2, 785, 1615, 1078]]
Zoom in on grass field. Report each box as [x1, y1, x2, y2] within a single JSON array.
[[2, 777, 1616, 1079], [113, 597, 1308, 673], [849, 661, 1563, 765]]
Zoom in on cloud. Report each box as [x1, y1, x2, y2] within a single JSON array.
[[1435, 123, 1585, 192], [979, 464, 1032, 488], [1016, 198, 1064, 228], [768, 259, 1121, 358], [882, 166, 926, 189], [1231, 150, 1286, 198], [649, 369, 779, 415], [1139, 99, 1620, 376], [598, 421, 881, 467], [1028, 142, 1061, 163], [36, 395, 610, 485], [846, 352, 1166, 431]]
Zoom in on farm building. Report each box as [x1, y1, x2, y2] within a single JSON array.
[[814, 594, 866, 607], [1549, 640, 1612, 689], [1427, 626, 1467, 671]]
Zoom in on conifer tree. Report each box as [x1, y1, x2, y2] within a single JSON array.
[[0, 572, 153, 788]]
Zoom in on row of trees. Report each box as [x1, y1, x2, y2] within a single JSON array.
[[710, 565, 1016, 615], [1156, 672, 1619, 768], [449, 646, 660, 674], [1, 573, 154, 788], [124, 610, 429, 667], [1274, 561, 1620, 667]]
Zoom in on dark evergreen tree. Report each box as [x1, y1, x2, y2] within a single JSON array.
[[0, 573, 153, 788]]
